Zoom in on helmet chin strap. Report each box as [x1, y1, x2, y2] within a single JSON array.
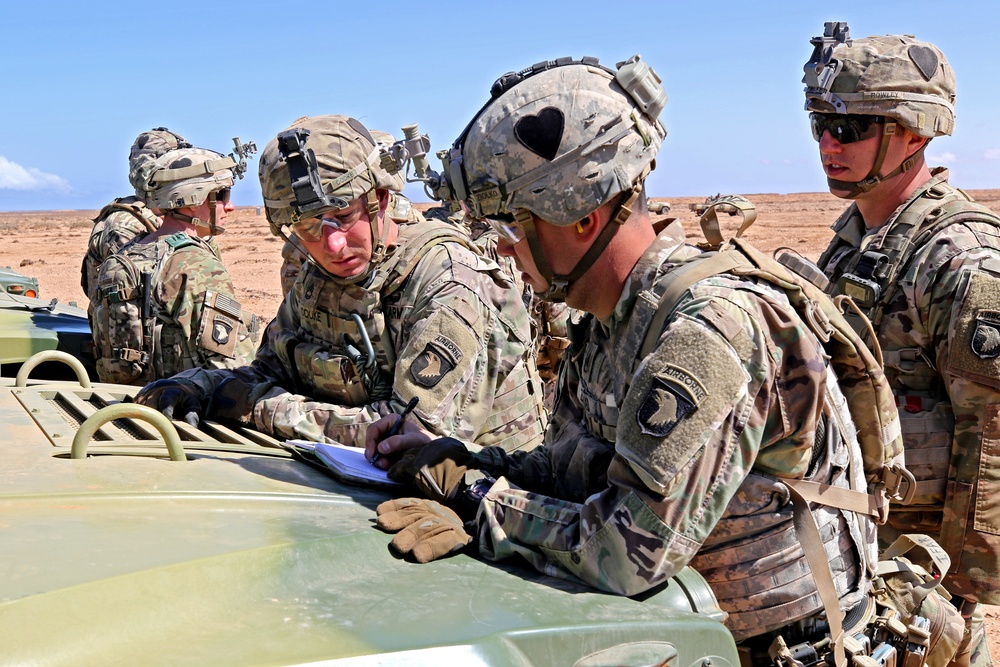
[[826, 120, 927, 199], [518, 182, 642, 303], [169, 191, 225, 235]]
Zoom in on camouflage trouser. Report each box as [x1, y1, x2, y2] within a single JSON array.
[[950, 599, 993, 667]]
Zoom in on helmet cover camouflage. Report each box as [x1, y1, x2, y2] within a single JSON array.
[[258, 115, 403, 232], [135, 148, 237, 210], [804, 30, 955, 138], [452, 55, 667, 226], [128, 127, 191, 167]]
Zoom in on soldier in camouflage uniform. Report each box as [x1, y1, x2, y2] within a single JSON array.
[[136, 114, 546, 452], [425, 205, 576, 411], [91, 144, 260, 386], [805, 22, 999, 665], [367, 56, 903, 663], [278, 129, 425, 295], [81, 128, 190, 326]]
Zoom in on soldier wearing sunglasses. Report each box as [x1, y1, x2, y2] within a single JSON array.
[[91, 143, 260, 385], [806, 22, 1000, 666]]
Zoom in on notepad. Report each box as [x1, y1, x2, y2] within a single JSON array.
[[283, 439, 402, 488]]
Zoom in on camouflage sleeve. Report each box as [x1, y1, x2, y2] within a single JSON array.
[[471, 351, 603, 498], [251, 244, 539, 449], [475, 288, 806, 596], [159, 245, 258, 371], [919, 228, 1000, 602]]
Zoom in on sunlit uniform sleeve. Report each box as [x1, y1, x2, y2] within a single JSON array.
[[157, 244, 259, 373], [194, 240, 544, 450], [474, 277, 823, 597], [902, 224, 1000, 602]]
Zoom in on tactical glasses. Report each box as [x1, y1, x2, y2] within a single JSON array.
[[484, 213, 525, 244], [810, 113, 885, 145], [290, 212, 360, 242], [214, 188, 232, 204]]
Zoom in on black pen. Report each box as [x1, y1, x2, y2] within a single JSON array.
[[370, 396, 419, 465]]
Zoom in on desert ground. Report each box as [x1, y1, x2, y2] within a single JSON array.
[[4, 189, 1000, 323], [3, 189, 1000, 653]]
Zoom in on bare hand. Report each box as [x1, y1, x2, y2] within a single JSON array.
[[364, 413, 434, 469]]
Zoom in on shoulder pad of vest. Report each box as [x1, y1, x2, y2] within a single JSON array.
[[164, 232, 199, 250]]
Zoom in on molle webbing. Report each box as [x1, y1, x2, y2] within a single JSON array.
[[372, 222, 481, 297], [824, 180, 1000, 334]]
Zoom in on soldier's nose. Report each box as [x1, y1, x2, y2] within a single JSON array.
[[323, 227, 347, 253]]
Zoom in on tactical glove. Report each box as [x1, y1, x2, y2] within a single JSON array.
[[134, 378, 206, 427], [376, 498, 472, 563], [387, 437, 475, 502], [209, 376, 257, 424]]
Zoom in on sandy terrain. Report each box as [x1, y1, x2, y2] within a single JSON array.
[[4, 189, 1000, 324], [3, 189, 1000, 653]]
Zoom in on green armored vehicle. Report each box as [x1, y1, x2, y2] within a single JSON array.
[[0, 356, 740, 666], [0, 265, 40, 297], [0, 290, 97, 381]]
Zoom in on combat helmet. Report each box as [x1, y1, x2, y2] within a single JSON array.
[[128, 127, 191, 164], [438, 55, 667, 301], [132, 147, 242, 235], [258, 115, 402, 284], [803, 22, 956, 197]]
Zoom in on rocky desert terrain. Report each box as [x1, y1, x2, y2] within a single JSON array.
[[3, 189, 1000, 653]]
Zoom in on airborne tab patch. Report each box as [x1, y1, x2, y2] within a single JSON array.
[[410, 334, 462, 387], [972, 310, 1000, 359], [636, 366, 703, 438]]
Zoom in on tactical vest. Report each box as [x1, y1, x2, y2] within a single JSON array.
[[273, 221, 545, 450], [818, 178, 1000, 513], [93, 233, 251, 386], [570, 232, 905, 661]]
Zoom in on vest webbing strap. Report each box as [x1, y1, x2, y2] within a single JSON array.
[[378, 225, 479, 297], [783, 481, 848, 667], [637, 251, 749, 360], [102, 201, 159, 234], [784, 478, 882, 518]]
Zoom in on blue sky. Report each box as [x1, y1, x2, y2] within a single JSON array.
[[2, 0, 998, 211]]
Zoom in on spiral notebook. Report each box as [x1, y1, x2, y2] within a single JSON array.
[[282, 439, 402, 488]]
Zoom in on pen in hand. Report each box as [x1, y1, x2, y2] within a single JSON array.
[[370, 396, 419, 465]]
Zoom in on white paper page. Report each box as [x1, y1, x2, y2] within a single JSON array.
[[285, 439, 401, 486]]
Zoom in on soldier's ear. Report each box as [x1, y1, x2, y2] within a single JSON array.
[[900, 126, 930, 152], [575, 209, 604, 243]]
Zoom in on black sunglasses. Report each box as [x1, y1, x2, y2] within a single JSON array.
[[810, 113, 885, 144], [214, 188, 232, 204]]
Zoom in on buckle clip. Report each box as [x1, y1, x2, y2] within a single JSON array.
[[883, 464, 917, 505]]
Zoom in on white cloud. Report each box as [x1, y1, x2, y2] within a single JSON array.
[[928, 152, 957, 164], [986, 149, 1000, 160], [0, 156, 71, 192]]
